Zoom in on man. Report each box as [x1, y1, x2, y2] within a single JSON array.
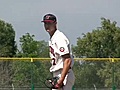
[[41, 13, 75, 90]]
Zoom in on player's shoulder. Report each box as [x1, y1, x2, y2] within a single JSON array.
[[55, 30, 69, 44], [56, 30, 68, 39]]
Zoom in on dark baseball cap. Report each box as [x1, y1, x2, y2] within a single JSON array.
[[41, 14, 57, 23]]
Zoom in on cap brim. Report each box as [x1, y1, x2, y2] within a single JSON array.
[[41, 20, 55, 23]]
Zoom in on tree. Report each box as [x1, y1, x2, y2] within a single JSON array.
[[0, 19, 16, 57], [17, 33, 49, 57], [72, 18, 120, 88], [0, 19, 17, 87], [13, 33, 50, 87]]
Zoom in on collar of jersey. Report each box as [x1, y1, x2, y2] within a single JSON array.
[[50, 30, 60, 41]]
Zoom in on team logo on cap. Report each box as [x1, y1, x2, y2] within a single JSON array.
[[45, 16, 50, 19], [59, 47, 65, 52]]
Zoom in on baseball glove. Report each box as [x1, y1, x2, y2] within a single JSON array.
[[45, 76, 64, 89]]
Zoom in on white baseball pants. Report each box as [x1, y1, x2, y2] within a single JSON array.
[[52, 69, 75, 90]]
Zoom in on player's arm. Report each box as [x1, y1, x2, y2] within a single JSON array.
[[57, 53, 71, 87]]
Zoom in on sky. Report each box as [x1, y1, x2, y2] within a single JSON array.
[[0, 0, 120, 46]]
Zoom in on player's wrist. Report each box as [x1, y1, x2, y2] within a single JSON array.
[[58, 77, 64, 83], [57, 78, 64, 88]]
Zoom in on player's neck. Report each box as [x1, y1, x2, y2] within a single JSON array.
[[50, 29, 57, 38]]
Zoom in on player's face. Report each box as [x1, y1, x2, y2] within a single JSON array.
[[44, 22, 56, 33]]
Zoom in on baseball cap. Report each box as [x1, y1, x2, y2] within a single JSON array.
[[41, 14, 57, 23]]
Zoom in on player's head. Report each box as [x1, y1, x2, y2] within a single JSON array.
[[41, 14, 57, 23], [42, 14, 57, 36]]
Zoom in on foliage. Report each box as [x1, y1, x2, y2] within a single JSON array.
[[0, 19, 16, 57], [72, 18, 120, 87], [0, 19, 17, 86], [73, 18, 120, 58], [12, 33, 50, 87], [12, 60, 51, 87], [17, 33, 49, 57]]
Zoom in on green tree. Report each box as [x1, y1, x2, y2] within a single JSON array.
[[13, 33, 50, 87], [12, 60, 51, 87], [72, 18, 120, 88], [73, 18, 120, 58], [0, 19, 17, 87], [17, 33, 49, 57], [0, 19, 16, 57]]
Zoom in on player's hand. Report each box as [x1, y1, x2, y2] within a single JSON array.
[[55, 78, 64, 88]]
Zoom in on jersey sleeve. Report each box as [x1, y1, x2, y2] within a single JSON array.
[[55, 35, 70, 56]]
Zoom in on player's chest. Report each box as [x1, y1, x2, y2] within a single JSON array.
[[49, 41, 58, 54]]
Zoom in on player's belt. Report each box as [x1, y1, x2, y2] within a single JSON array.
[[55, 67, 72, 73]]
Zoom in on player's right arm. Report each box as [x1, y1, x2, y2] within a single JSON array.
[[56, 53, 71, 88]]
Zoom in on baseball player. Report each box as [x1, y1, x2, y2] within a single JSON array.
[[41, 14, 75, 90]]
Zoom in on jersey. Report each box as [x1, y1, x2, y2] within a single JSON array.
[[49, 30, 74, 72]]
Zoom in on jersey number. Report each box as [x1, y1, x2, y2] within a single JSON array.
[[49, 46, 56, 65]]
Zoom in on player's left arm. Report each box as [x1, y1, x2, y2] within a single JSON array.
[[56, 53, 71, 88]]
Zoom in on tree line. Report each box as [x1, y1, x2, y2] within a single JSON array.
[[0, 18, 120, 88]]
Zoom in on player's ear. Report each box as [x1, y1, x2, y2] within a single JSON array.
[[54, 22, 57, 24], [53, 22, 57, 26]]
